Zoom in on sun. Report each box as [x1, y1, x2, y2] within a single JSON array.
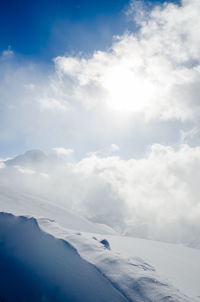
[[102, 64, 155, 113]]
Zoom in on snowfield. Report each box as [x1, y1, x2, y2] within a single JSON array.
[[0, 189, 200, 301], [103, 234, 200, 299], [39, 217, 192, 302], [0, 212, 193, 302]]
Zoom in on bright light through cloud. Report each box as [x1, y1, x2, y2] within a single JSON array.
[[53, 147, 74, 156], [102, 64, 156, 113]]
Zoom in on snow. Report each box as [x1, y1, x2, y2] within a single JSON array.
[[0, 182, 200, 301], [38, 218, 194, 302], [0, 212, 127, 302], [0, 185, 115, 235], [103, 235, 200, 299], [5, 150, 48, 167]]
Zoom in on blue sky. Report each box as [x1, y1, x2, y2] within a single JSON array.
[[0, 0, 180, 61]]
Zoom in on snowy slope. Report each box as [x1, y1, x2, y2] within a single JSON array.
[[80, 233, 200, 300], [0, 211, 191, 302], [0, 212, 127, 302], [0, 185, 115, 235], [39, 218, 192, 302], [0, 183, 199, 301], [103, 235, 200, 299]]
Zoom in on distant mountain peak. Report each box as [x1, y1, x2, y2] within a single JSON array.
[[5, 149, 47, 167]]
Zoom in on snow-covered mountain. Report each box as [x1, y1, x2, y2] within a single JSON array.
[[0, 183, 200, 301], [5, 150, 48, 167]]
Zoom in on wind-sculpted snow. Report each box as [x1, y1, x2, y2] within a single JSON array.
[[103, 234, 200, 300], [0, 212, 128, 302], [39, 218, 192, 302]]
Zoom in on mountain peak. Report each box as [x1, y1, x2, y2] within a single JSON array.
[[5, 149, 47, 167]]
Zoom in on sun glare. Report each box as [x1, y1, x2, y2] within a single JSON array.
[[102, 65, 155, 113]]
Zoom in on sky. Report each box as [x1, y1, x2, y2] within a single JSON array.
[[0, 0, 182, 158], [0, 0, 180, 60], [1, 0, 200, 245]]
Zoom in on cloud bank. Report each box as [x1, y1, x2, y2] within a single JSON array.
[[54, 0, 200, 120]]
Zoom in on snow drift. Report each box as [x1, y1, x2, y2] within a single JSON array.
[[0, 212, 127, 302]]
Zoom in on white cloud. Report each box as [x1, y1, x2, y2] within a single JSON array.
[[73, 144, 200, 244], [180, 126, 200, 144], [1, 47, 14, 60], [109, 144, 120, 152], [24, 83, 35, 90], [0, 162, 5, 169], [39, 97, 68, 111], [54, 0, 200, 121], [53, 147, 74, 156], [16, 166, 36, 175]]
